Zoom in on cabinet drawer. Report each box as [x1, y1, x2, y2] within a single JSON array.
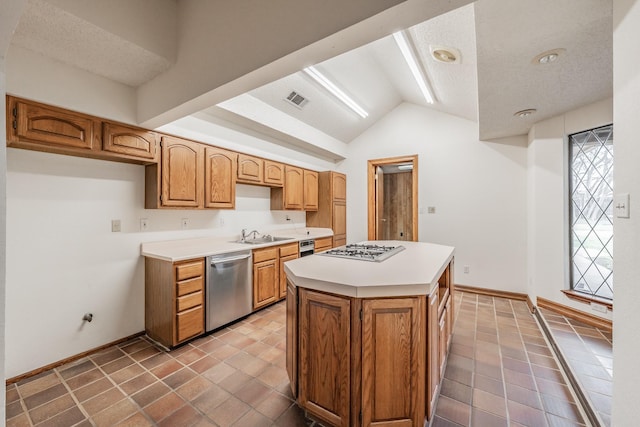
[[177, 276, 203, 297], [175, 260, 204, 281], [177, 290, 203, 312], [279, 243, 299, 257], [253, 247, 278, 263], [314, 237, 333, 252], [176, 306, 204, 343]]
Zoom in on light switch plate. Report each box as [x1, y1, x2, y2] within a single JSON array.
[[615, 193, 630, 218]]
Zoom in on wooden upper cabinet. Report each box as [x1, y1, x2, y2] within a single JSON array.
[[205, 146, 237, 209], [237, 153, 263, 183], [332, 172, 347, 202], [160, 136, 204, 208], [8, 96, 99, 151], [303, 170, 319, 211], [264, 160, 285, 186], [102, 122, 159, 162], [284, 166, 304, 210]]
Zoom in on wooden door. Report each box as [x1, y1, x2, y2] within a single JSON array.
[[284, 166, 304, 210], [375, 167, 386, 239], [264, 160, 284, 186], [13, 99, 98, 150], [332, 172, 347, 202], [333, 201, 347, 238], [426, 292, 440, 419], [205, 146, 237, 208], [303, 170, 319, 211], [102, 122, 158, 161], [237, 154, 263, 183], [362, 298, 425, 427], [299, 289, 351, 427], [161, 136, 203, 208], [383, 172, 413, 240], [253, 259, 278, 310], [286, 282, 298, 398]]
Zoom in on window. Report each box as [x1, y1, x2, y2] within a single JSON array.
[[569, 124, 613, 300]]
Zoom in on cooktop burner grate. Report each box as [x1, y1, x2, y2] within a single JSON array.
[[320, 243, 405, 262]]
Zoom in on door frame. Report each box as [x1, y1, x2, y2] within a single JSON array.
[[367, 155, 418, 241]]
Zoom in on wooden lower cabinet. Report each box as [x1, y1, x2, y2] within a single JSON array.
[[293, 289, 436, 427], [362, 298, 425, 427], [426, 292, 440, 419], [299, 289, 351, 427], [145, 257, 205, 348], [253, 247, 279, 310], [279, 243, 299, 299], [314, 236, 333, 253]]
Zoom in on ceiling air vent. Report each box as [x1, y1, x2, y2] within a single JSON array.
[[284, 91, 309, 109]]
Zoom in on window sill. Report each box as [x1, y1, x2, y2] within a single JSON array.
[[562, 290, 613, 311]]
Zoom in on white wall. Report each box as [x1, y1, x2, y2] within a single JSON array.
[[1, 61, 8, 422], [527, 98, 613, 321], [339, 102, 528, 293], [612, 0, 640, 424], [5, 148, 310, 378]]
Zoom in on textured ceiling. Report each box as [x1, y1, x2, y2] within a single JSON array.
[[11, 0, 173, 87], [6, 0, 614, 149]]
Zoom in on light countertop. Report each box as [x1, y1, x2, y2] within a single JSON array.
[[284, 240, 455, 298], [141, 228, 334, 262]]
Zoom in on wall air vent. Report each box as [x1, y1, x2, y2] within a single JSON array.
[[284, 91, 309, 109]]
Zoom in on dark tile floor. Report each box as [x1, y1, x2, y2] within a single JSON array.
[[433, 292, 588, 427], [6, 293, 590, 427], [537, 307, 612, 427]]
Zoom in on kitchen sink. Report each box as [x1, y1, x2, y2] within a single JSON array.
[[234, 236, 294, 245]]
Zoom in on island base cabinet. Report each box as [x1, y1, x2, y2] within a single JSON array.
[[286, 282, 298, 399], [299, 289, 351, 427], [362, 298, 426, 427]]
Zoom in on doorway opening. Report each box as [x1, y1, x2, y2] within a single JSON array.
[[367, 155, 418, 241]]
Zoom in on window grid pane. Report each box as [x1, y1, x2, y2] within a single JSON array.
[[569, 125, 613, 300]]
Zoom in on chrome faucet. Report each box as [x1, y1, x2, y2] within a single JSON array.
[[241, 229, 260, 241]]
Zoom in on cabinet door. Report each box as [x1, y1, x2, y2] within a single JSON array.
[[264, 160, 284, 186], [303, 170, 319, 211], [426, 293, 440, 419], [279, 254, 297, 299], [161, 136, 203, 208], [13, 99, 98, 150], [205, 146, 237, 208], [332, 172, 347, 202], [176, 306, 204, 343], [103, 122, 158, 161], [237, 154, 263, 183], [299, 289, 351, 427], [439, 309, 447, 377], [362, 298, 425, 427], [284, 166, 304, 210], [253, 259, 278, 310], [286, 282, 298, 398], [333, 201, 347, 236]]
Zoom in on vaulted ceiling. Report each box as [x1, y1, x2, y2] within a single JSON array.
[[4, 0, 613, 160]]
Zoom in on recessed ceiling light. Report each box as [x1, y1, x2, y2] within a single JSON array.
[[532, 48, 566, 65], [430, 45, 461, 64], [514, 109, 537, 118]]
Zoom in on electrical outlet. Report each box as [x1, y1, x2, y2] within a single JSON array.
[[427, 206, 436, 214], [219, 217, 225, 227], [463, 265, 470, 274], [286, 215, 291, 221], [181, 218, 189, 229], [111, 219, 121, 232], [140, 218, 149, 231]]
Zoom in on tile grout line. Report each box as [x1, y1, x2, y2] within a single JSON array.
[[533, 309, 597, 427]]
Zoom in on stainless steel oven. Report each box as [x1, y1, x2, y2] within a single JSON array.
[[299, 239, 315, 257]]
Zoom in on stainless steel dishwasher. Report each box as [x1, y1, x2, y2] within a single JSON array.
[[206, 250, 252, 332]]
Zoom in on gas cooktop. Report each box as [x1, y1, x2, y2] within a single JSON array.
[[320, 243, 405, 262]]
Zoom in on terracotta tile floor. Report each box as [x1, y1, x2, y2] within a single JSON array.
[[537, 307, 612, 427], [5, 303, 311, 427], [433, 292, 588, 427], [6, 293, 591, 427]]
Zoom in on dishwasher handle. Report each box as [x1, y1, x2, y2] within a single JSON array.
[[210, 253, 252, 266]]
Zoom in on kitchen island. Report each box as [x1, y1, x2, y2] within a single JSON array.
[[284, 241, 455, 427]]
